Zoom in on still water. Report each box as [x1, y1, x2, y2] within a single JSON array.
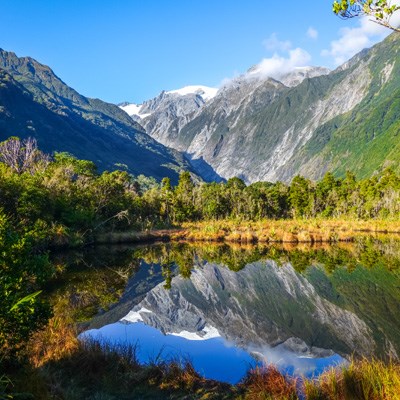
[[61, 239, 400, 384]]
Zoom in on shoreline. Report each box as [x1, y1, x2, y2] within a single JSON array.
[[93, 219, 400, 245]]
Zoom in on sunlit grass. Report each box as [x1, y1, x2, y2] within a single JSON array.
[[303, 358, 400, 400], [240, 365, 298, 400], [176, 218, 400, 244]]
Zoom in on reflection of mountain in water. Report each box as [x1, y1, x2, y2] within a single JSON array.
[[122, 261, 379, 360]]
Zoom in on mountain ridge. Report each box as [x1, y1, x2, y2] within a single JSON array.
[[0, 48, 195, 183]]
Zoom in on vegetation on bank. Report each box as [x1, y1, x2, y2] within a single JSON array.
[[171, 219, 400, 244], [1, 137, 400, 398], [1, 137, 400, 248]]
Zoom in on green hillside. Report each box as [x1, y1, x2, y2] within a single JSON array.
[[0, 49, 192, 183]]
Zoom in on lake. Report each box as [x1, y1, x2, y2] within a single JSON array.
[[57, 238, 400, 384]]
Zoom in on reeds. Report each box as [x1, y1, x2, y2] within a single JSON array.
[[178, 218, 400, 244], [303, 358, 400, 400], [240, 365, 299, 399]]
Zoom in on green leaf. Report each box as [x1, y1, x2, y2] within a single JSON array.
[[10, 290, 42, 312]]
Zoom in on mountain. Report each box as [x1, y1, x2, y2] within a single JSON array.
[[0, 49, 193, 183], [124, 261, 374, 358], [119, 85, 217, 146], [279, 66, 331, 87], [121, 34, 400, 183], [120, 85, 217, 121], [290, 34, 400, 180], [120, 85, 221, 180]]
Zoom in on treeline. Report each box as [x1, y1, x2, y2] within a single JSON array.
[[1, 137, 400, 244], [168, 170, 400, 221]]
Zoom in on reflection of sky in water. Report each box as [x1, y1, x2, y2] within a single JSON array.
[[249, 345, 344, 379], [80, 321, 345, 384]]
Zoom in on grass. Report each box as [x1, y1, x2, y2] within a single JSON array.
[[27, 299, 79, 368], [92, 218, 400, 245], [240, 365, 298, 400], [34, 339, 236, 399], [172, 219, 400, 244], [304, 358, 400, 400]]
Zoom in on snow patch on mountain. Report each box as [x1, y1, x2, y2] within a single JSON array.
[[119, 85, 218, 122], [167, 85, 218, 101], [119, 103, 151, 120]]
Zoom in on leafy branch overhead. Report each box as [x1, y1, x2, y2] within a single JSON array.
[[333, 0, 400, 31]]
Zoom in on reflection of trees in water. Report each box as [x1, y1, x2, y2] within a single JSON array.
[[49, 246, 140, 322], [132, 237, 400, 278]]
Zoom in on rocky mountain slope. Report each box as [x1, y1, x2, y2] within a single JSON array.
[[120, 85, 217, 155], [121, 33, 400, 183], [0, 49, 192, 183]]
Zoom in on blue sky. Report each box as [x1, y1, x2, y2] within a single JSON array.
[[0, 0, 394, 104]]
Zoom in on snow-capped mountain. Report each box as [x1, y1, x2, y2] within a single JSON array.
[[118, 103, 152, 122], [119, 85, 218, 122], [119, 85, 219, 158], [119, 66, 333, 181]]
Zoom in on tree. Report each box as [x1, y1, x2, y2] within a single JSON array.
[[0, 137, 50, 174], [333, 0, 400, 32], [173, 172, 196, 222], [289, 175, 313, 218], [225, 177, 246, 218], [161, 177, 173, 224], [314, 172, 339, 216]]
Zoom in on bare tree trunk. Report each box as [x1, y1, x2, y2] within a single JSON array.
[[0, 137, 49, 174]]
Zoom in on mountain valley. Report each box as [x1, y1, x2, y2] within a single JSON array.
[[120, 34, 400, 183]]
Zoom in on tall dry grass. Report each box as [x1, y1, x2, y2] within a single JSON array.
[[27, 298, 79, 368], [174, 219, 400, 244], [303, 358, 400, 400], [240, 365, 298, 400]]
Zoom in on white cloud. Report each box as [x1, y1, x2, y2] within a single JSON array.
[[249, 33, 312, 80], [221, 33, 313, 86], [307, 26, 318, 39], [249, 47, 312, 79], [321, 14, 396, 66], [263, 33, 292, 52]]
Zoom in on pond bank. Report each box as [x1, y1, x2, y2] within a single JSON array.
[[94, 219, 400, 245], [20, 336, 400, 400]]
